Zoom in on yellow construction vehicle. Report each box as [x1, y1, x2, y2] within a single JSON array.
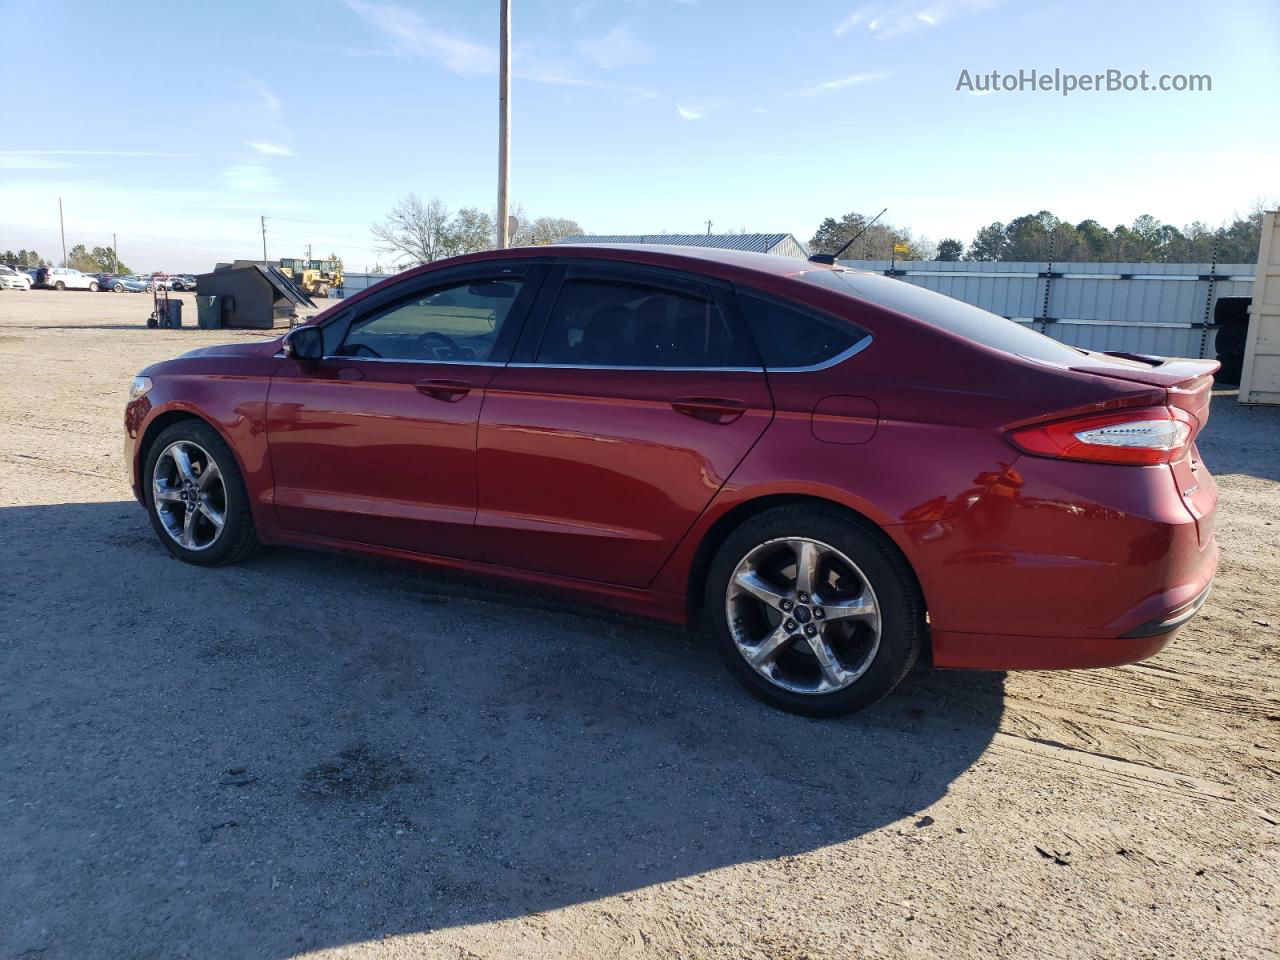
[[279, 257, 343, 298]]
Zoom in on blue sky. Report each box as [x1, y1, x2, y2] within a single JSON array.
[[1, 0, 1277, 271]]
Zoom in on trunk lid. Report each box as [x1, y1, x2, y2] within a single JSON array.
[[1072, 351, 1219, 546]]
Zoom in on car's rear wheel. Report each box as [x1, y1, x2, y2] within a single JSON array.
[[89, 281, 99, 292], [54, 281, 65, 290], [144, 421, 260, 566], [114, 282, 124, 292], [704, 505, 924, 717]]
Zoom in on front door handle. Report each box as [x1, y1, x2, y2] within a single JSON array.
[[415, 378, 472, 402], [671, 397, 747, 424]]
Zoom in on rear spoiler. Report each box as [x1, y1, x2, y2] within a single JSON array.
[[1070, 353, 1219, 389]]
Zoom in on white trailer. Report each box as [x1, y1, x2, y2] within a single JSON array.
[[1240, 210, 1280, 405]]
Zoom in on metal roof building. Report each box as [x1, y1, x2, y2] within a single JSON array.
[[557, 233, 810, 259]]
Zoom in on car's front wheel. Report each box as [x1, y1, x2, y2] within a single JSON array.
[[705, 505, 924, 717], [54, 281, 65, 290], [143, 421, 260, 566], [113, 282, 124, 292]]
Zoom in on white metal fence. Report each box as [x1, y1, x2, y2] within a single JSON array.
[[838, 259, 1255, 359]]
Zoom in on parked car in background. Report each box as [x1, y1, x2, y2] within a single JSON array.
[[112, 275, 150, 293], [95, 273, 118, 291], [0, 264, 33, 290], [44, 267, 99, 291], [123, 244, 1221, 717], [170, 274, 198, 292], [148, 276, 175, 292]]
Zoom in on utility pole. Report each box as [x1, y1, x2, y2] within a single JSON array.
[[58, 197, 67, 267], [112, 232, 118, 274], [261, 215, 268, 264], [496, 0, 511, 248], [305, 243, 312, 265], [705, 219, 712, 235]]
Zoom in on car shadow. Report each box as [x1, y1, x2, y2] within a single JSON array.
[[0, 500, 1004, 958]]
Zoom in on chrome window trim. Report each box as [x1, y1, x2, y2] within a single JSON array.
[[322, 356, 506, 367], [766, 333, 874, 373], [507, 362, 765, 373], [272, 350, 505, 367]]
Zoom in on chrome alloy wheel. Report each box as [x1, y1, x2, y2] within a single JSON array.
[[151, 440, 227, 551], [725, 537, 882, 695]]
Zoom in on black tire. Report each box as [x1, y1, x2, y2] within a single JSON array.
[[114, 282, 124, 292], [54, 281, 65, 290], [89, 281, 99, 292], [703, 504, 924, 717], [142, 420, 260, 566]]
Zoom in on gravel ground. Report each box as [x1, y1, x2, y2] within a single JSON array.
[[1, 287, 1277, 960]]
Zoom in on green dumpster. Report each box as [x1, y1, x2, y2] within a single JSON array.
[[196, 295, 222, 329]]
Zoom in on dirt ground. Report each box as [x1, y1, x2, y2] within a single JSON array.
[[1, 287, 1277, 960]]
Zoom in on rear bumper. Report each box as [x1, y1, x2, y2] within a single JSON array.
[[931, 548, 1216, 670]]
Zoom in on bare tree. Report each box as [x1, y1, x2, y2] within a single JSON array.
[[371, 194, 455, 266]]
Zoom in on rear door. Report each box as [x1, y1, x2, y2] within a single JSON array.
[[266, 262, 544, 559], [476, 261, 774, 587]]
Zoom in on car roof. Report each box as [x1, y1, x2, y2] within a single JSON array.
[[421, 242, 856, 283], [320, 243, 877, 322]]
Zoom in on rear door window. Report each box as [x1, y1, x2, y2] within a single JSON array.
[[535, 271, 757, 368]]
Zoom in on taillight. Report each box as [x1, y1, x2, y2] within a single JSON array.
[[1007, 406, 1196, 465]]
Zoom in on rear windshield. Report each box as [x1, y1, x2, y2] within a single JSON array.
[[801, 269, 1084, 364]]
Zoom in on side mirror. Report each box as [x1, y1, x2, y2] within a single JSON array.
[[283, 325, 324, 362]]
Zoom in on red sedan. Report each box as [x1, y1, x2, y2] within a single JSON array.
[[124, 245, 1218, 716]]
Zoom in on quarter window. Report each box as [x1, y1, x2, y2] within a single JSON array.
[[536, 278, 754, 368], [337, 278, 522, 362], [737, 292, 868, 369]]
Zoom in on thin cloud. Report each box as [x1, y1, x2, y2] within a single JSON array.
[[835, 0, 1000, 39], [342, 0, 496, 75], [1, 150, 209, 158], [246, 141, 295, 157], [786, 72, 888, 97], [239, 75, 283, 116], [676, 104, 705, 120], [223, 164, 281, 194], [577, 24, 652, 70], [518, 68, 656, 99], [0, 154, 74, 170]]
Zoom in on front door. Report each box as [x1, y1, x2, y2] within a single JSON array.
[[267, 263, 542, 559], [477, 262, 774, 587]]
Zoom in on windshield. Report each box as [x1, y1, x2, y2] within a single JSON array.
[[801, 268, 1084, 364]]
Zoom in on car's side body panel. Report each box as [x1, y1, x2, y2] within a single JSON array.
[[126, 347, 279, 532], [265, 356, 497, 560], [476, 365, 774, 586]]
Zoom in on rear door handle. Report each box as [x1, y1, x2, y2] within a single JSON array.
[[415, 378, 472, 402], [671, 397, 747, 424]]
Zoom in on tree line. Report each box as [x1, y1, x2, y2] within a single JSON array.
[[372, 194, 584, 267], [810, 207, 1268, 264], [2, 245, 130, 274]]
